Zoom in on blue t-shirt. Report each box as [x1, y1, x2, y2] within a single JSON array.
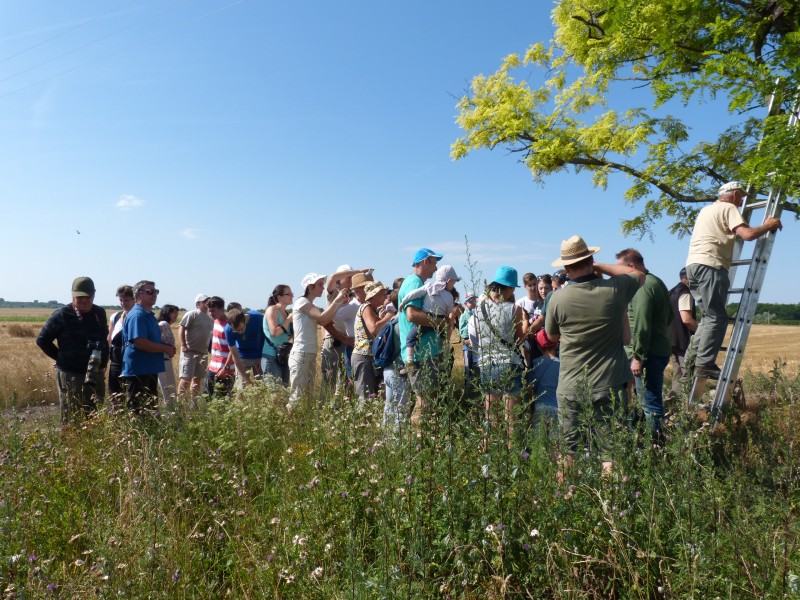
[[398, 273, 442, 360], [224, 310, 265, 360], [530, 356, 559, 411], [122, 303, 165, 376]]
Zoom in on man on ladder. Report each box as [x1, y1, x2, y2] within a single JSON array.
[[685, 181, 783, 380]]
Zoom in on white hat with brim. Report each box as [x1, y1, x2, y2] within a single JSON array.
[[719, 181, 746, 195], [551, 235, 600, 267], [301, 273, 326, 289]]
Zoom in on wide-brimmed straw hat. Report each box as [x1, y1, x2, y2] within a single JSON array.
[[364, 281, 388, 301], [351, 272, 375, 289], [551, 235, 600, 267]]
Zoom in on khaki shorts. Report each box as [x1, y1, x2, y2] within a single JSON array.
[[179, 351, 208, 380]]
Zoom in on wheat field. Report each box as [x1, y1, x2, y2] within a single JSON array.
[[1, 308, 798, 407]]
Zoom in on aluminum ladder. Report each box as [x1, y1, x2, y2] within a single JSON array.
[[691, 100, 798, 418]]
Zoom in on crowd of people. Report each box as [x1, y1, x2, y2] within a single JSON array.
[[35, 181, 784, 472]]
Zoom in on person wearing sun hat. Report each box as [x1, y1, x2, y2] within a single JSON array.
[[321, 264, 373, 391], [398, 247, 446, 425], [468, 266, 527, 438], [685, 181, 783, 379], [287, 272, 350, 411], [351, 280, 394, 400], [544, 236, 645, 475]]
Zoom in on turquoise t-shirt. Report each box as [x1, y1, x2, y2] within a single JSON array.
[[398, 274, 442, 360]]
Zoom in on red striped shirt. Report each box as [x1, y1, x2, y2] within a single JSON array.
[[209, 319, 235, 376]]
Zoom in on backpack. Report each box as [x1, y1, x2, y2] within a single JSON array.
[[371, 316, 401, 368]]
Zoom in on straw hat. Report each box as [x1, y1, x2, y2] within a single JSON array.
[[351, 272, 375, 289], [364, 281, 388, 301], [551, 235, 600, 267]]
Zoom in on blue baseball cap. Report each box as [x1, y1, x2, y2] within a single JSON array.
[[492, 266, 520, 288], [412, 247, 443, 266]]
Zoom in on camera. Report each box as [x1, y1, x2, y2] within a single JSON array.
[[85, 340, 103, 387]]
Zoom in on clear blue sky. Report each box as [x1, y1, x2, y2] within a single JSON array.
[[1, 1, 795, 308]]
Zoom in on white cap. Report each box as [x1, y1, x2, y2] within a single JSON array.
[[719, 181, 745, 195], [301, 272, 326, 289], [195, 293, 209, 303]]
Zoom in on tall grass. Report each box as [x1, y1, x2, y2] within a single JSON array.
[[1, 371, 799, 598]]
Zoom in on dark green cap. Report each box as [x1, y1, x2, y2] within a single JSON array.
[[72, 276, 96, 297]]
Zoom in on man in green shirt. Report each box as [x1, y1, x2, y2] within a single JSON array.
[[616, 248, 672, 443], [545, 236, 644, 475]]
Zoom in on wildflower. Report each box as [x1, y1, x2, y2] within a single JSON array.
[[635, 491, 642, 499], [270, 517, 281, 525], [28, 553, 37, 563], [530, 529, 540, 538], [341, 491, 349, 499], [172, 569, 181, 582], [406, 475, 414, 485], [485, 524, 494, 533], [73, 559, 85, 567], [286, 447, 293, 455], [324, 543, 332, 553], [521, 450, 530, 460], [313, 461, 321, 470], [311, 566, 323, 580], [47, 582, 56, 593], [10, 554, 23, 564], [496, 523, 506, 531], [362, 489, 371, 497], [266, 554, 274, 562], [522, 543, 530, 551]]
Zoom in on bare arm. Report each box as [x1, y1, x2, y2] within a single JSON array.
[[362, 304, 393, 337], [406, 305, 446, 329], [178, 324, 189, 352], [594, 262, 646, 287], [513, 305, 527, 344], [734, 217, 782, 241], [680, 310, 698, 333], [227, 346, 251, 385]]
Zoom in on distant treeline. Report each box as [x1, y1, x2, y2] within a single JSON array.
[[0, 299, 62, 309], [726, 303, 800, 324]]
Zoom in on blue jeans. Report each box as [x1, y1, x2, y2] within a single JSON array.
[[382, 364, 409, 430], [261, 354, 289, 386], [634, 354, 669, 440]]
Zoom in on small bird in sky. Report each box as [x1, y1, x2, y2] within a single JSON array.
[[76, 230, 81, 234]]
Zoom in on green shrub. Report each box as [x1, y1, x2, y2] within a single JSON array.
[[1, 373, 799, 598]]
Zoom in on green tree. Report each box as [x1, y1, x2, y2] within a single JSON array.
[[452, 0, 800, 236]]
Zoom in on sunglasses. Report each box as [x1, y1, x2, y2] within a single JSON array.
[[141, 288, 159, 295]]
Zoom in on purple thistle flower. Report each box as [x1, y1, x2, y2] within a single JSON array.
[[406, 475, 414, 485], [47, 582, 56, 593], [362, 489, 371, 497], [341, 491, 349, 499], [521, 450, 530, 461], [172, 569, 181, 582], [266, 554, 274, 562]]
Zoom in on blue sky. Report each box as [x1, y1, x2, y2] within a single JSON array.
[[1, 0, 796, 308]]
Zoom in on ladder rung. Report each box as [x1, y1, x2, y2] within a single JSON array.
[[743, 200, 769, 210], [730, 259, 752, 267], [728, 287, 745, 294]]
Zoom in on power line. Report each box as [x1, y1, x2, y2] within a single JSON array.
[[0, 0, 196, 85], [0, 0, 140, 66], [0, 0, 247, 101]]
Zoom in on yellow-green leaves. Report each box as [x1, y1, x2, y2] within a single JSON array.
[[452, 0, 800, 236]]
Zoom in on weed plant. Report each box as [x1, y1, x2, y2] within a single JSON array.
[[0, 368, 798, 599]]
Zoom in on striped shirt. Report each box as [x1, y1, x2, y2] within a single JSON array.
[[208, 319, 234, 376]]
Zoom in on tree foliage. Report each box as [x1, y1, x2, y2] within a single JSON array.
[[452, 0, 800, 236]]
